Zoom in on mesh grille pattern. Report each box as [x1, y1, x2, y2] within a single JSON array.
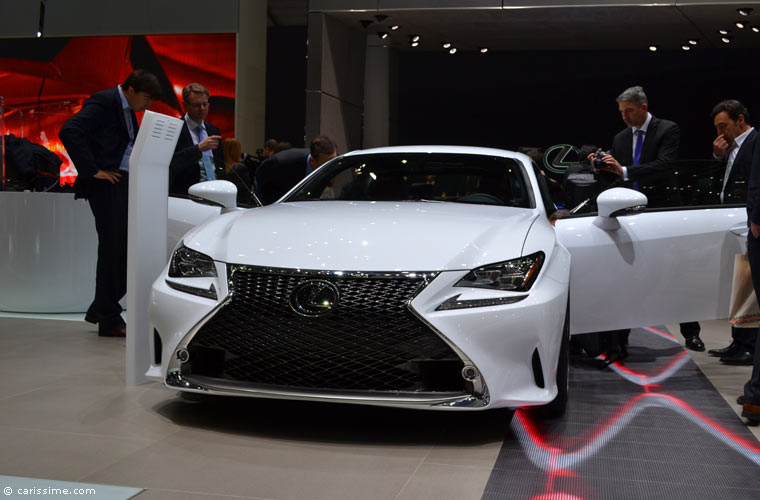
[[186, 267, 465, 393]]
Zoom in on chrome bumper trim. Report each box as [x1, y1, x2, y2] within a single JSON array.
[[165, 372, 488, 408]]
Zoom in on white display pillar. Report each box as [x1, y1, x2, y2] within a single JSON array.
[[126, 111, 182, 386]]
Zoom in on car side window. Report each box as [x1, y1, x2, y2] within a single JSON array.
[[557, 159, 736, 219]]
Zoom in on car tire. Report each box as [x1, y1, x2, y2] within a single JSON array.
[[538, 303, 569, 418]]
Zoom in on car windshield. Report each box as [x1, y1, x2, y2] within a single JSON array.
[[286, 153, 534, 208]]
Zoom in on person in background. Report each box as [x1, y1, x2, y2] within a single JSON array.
[[222, 137, 253, 205], [593, 85, 702, 352], [255, 135, 337, 205], [742, 108, 760, 425], [708, 100, 758, 365], [169, 83, 225, 196], [59, 69, 161, 337]]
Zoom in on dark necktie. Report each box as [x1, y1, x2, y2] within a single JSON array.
[[633, 129, 645, 166]]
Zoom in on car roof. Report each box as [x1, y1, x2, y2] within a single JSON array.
[[342, 145, 524, 159]]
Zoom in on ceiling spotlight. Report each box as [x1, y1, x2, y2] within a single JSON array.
[[681, 45, 690, 51], [722, 36, 732, 43], [648, 45, 658, 52], [719, 29, 730, 35], [377, 32, 389, 40], [736, 21, 746, 29], [480, 47, 489, 53], [449, 47, 457, 54], [359, 19, 373, 29], [410, 35, 420, 43], [411, 41, 419, 47], [390, 25, 400, 30], [36, 31, 42, 38], [688, 39, 698, 45], [738, 8, 753, 17], [753, 26, 760, 33], [442, 42, 451, 48]]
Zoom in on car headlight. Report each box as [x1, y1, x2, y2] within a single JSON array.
[[168, 244, 218, 278], [455, 251, 544, 292]]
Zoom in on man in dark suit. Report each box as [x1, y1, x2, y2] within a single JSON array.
[[255, 135, 337, 205], [743, 106, 760, 425], [708, 100, 758, 365], [593, 86, 703, 352], [59, 70, 161, 337], [169, 83, 224, 196], [596, 85, 680, 181]]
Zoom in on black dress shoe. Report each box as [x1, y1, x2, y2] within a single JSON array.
[[720, 350, 754, 365], [98, 324, 126, 337], [708, 342, 739, 357], [743, 403, 760, 426], [684, 335, 705, 352], [738, 395, 745, 405], [84, 313, 98, 324]]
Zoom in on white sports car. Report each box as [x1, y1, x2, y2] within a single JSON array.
[[148, 147, 746, 415]]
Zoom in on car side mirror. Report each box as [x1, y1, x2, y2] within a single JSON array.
[[594, 187, 648, 230], [188, 180, 241, 214]]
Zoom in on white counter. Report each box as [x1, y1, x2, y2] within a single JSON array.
[[0, 192, 97, 313]]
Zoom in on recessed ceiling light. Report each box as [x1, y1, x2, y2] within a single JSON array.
[[377, 32, 389, 40], [738, 8, 753, 17], [736, 21, 746, 29], [410, 35, 420, 42], [688, 39, 698, 45], [36, 31, 42, 38], [753, 26, 760, 33], [442, 42, 451, 48], [722, 36, 732, 43], [648, 45, 658, 52], [449, 47, 457, 54], [719, 29, 730, 35], [390, 25, 400, 30], [411, 41, 419, 47], [681, 45, 690, 51], [480, 47, 488, 53]]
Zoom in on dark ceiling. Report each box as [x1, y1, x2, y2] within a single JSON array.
[[268, 1, 760, 52]]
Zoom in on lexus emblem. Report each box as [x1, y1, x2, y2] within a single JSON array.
[[290, 280, 340, 316]]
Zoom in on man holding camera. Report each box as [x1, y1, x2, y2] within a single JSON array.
[[592, 86, 703, 351], [593, 85, 680, 182]]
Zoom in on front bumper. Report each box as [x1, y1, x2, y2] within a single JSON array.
[[148, 259, 568, 410]]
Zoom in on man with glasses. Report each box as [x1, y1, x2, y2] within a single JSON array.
[[169, 83, 225, 196]]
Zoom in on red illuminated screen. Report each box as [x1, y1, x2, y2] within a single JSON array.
[[0, 34, 236, 185]]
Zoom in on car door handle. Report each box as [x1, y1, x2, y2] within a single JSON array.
[[730, 223, 748, 237]]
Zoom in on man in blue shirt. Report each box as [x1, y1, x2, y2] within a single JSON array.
[[60, 69, 161, 337]]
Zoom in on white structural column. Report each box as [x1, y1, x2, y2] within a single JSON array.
[[235, 0, 267, 155], [363, 37, 391, 149], [306, 12, 367, 153], [126, 111, 182, 386]]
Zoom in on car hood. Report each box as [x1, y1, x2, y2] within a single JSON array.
[[184, 201, 540, 272]]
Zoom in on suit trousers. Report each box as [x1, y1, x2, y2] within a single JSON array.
[[744, 234, 760, 405], [86, 175, 128, 331]]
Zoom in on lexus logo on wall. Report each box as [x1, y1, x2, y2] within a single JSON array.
[[543, 144, 580, 175], [290, 280, 340, 316]]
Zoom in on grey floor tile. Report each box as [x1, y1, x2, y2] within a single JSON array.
[[0, 427, 153, 483], [395, 463, 493, 500]]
